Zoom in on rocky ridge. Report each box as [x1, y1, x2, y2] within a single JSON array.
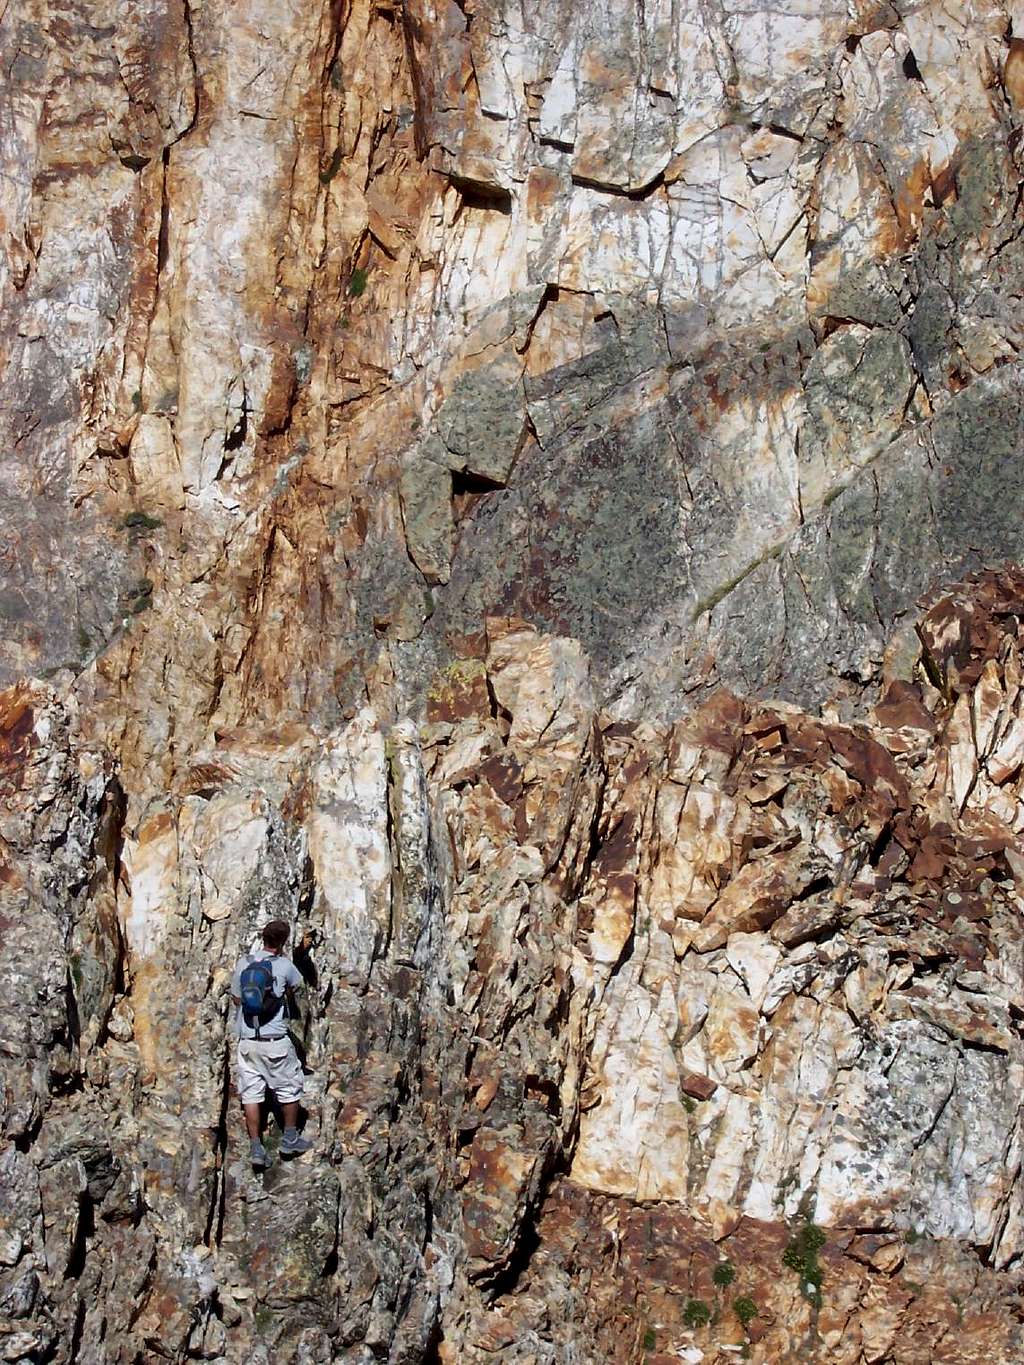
[[4, 0, 1024, 1360]]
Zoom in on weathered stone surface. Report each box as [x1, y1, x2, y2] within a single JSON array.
[[6, 0, 1024, 1360], [7, 573, 1024, 1358]]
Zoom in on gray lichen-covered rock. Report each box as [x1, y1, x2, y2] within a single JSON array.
[[434, 357, 526, 486]]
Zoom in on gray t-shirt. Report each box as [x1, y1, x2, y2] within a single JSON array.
[[231, 950, 302, 1039]]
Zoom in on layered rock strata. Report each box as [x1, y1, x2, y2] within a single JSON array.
[[4, 0, 1024, 1361]]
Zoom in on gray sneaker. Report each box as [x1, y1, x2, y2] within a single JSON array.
[[280, 1129, 312, 1157], [250, 1139, 271, 1168]]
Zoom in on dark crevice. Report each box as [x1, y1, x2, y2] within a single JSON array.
[[156, 148, 172, 276], [868, 822, 894, 867], [903, 49, 924, 83], [485, 672, 513, 727], [516, 282, 559, 355], [447, 175, 513, 214], [422, 1316, 444, 1364], [49, 1067, 86, 1100], [206, 1053, 231, 1248], [97, 777, 128, 887], [572, 764, 609, 905], [792, 874, 835, 903], [65, 1193, 95, 1281], [482, 1216, 542, 1298], [766, 123, 804, 142], [293, 869, 319, 990], [224, 402, 248, 453], [525, 1074, 562, 1119], [376, 738, 399, 971], [604, 896, 637, 988], [820, 314, 862, 339], [570, 170, 665, 201], [451, 468, 505, 497], [522, 403, 543, 457], [954, 1034, 1014, 1057]]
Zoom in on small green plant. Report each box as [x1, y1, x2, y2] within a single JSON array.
[[253, 1303, 273, 1332], [641, 1327, 656, 1350], [682, 1094, 696, 1113], [319, 146, 342, 184], [348, 266, 369, 297], [712, 1260, 735, 1289], [734, 1297, 759, 1328], [782, 1220, 827, 1305], [682, 1299, 711, 1329], [122, 510, 162, 531], [131, 389, 142, 411]]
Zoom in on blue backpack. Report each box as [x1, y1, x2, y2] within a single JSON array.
[[239, 957, 281, 1036]]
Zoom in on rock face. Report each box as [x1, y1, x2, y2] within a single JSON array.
[[4, 0, 1024, 1361]]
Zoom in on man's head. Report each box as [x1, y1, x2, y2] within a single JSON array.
[[261, 919, 290, 952]]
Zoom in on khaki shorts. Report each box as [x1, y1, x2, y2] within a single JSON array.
[[236, 1037, 304, 1105]]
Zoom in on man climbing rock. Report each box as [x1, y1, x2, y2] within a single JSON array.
[[231, 919, 312, 1168]]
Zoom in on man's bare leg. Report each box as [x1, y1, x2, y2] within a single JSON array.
[[281, 1101, 299, 1131], [244, 1102, 271, 1167], [243, 1103, 262, 1140]]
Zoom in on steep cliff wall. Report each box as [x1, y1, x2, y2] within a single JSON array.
[[3, 1, 1024, 1361]]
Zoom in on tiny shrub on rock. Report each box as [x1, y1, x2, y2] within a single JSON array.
[[713, 1260, 736, 1289], [682, 1299, 711, 1329], [782, 1220, 827, 1304], [734, 1297, 759, 1328]]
